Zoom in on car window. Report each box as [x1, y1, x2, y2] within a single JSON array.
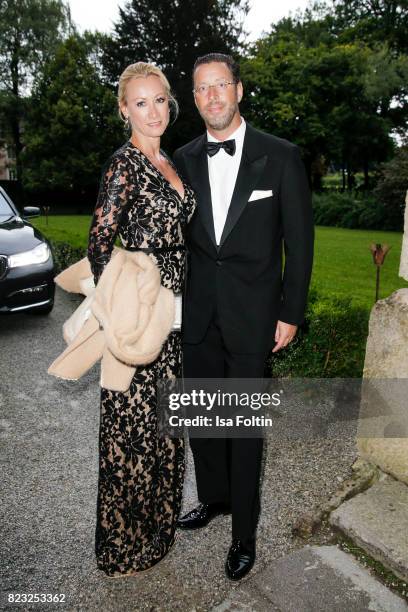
[[0, 192, 14, 216]]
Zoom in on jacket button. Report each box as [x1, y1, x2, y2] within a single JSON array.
[[216, 260, 222, 266]]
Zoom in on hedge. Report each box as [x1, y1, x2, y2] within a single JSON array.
[[50, 240, 87, 274], [268, 290, 369, 378], [312, 192, 401, 231]]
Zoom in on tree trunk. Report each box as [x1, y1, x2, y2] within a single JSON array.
[[363, 158, 369, 190], [10, 112, 23, 185], [346, 161, 354, 191], [10, 39, 23, 185]]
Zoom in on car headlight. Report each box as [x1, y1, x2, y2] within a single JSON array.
[[8, 243, 51, 268]]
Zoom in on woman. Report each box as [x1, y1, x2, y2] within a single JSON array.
[[87, 62, 196, 577]]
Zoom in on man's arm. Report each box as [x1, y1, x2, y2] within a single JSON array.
[[278, 144, 314, 327]]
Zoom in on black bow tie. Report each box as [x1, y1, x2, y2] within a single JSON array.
[[205, 139, 236, 157]]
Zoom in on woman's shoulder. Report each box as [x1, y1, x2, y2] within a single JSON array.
[[104, 141, 130, 167], [102, 141, 138, 173]]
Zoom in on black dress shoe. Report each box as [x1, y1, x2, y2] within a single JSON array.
[[225, 538, 256, 581], [177, 502, 230, 529]]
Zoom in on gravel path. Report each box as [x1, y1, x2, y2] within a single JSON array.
[[0, 287, 357, 611]]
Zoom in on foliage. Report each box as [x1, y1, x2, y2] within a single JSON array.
[[21, 35, 123, 193], [332, 0, 408, 54], [101, 0, 249, 151], [268, 291, 369, 378], [50, 240, 86, 274], [240, 33, 402, 188], [312, 191, 400, 230], [292, 1, 407, 54], [0, 0, 71, 181], [242, 1, 408, 189], [374, 145, 408, 230]]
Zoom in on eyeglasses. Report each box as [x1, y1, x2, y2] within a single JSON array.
[[193, 81, 237, 95]]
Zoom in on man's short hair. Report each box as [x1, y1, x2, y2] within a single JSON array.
[[193, 53, 241, 84]]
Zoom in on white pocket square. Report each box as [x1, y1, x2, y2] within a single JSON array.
[[248, 189, 273, 202]]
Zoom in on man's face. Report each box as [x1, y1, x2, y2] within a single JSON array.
[[193, 61, 243, 131]]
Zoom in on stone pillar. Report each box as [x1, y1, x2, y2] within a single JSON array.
[[358, 191, 408, 484], [399, 191, 408, 281]]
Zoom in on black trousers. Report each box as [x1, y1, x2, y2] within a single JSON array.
[[183, 318, 267, 544]]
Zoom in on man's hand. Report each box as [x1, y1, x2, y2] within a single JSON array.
[[272, 320, 298, 353]]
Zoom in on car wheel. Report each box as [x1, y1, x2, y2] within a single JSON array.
[[31, 301, 54, 315]]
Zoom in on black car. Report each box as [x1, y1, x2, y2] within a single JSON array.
[[0, 186, 55, 314]]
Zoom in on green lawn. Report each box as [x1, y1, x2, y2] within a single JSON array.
[[31, 215, 408, 310], [312, 226, 407, 307], [322, 171, 365, 189], [32, 215, 92, 249]]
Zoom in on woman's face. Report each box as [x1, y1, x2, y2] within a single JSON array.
[[121, 75, 170, 139]]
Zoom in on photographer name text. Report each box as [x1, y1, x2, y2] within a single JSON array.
[[168, 415, 273, 427]]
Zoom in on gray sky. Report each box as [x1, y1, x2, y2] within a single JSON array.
[[67, 0, 311, 41]]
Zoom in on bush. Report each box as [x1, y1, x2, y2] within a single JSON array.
[[374, 146, 408, 231], [312, 191, 397, 230], [268, 290, 369, 378], [50, 240, 87, 274]]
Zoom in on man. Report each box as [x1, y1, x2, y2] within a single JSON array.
[[173, 53, 314, 580]]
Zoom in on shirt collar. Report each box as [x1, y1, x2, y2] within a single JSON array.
[[207, 117, 246, 152]]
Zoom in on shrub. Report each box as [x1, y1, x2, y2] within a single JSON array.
[[50, 240, 87, 274], [312, 191, 396, 230], [374, 146, 408, 231], [268, 291, 369, 378]]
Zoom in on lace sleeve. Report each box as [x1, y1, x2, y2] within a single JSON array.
[[185, 191, 196, 224], [87, 154, 130, 284]]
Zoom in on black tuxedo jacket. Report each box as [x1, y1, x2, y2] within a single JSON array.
[[173, 123, 314, 354]]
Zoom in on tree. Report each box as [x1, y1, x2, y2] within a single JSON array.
[[363, 42, 408, 132], [290, 1, 408, 54], [0, 0, 71, 183], [241, 32, 396, 189], [240, 32, 328, 186], [332, 0, 408, 54], [241, 0, 408, 189], [22, 35, 123, 201], [102, 0, 249, 151], [374, 145, 408, 228]]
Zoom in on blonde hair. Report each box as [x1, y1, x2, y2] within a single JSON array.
[[118, 61, 179, 123]]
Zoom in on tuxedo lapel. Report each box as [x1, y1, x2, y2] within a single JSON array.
[[218, 125, 267, 249], [184, 135, 217, 248], [181, 124, 267, 251]]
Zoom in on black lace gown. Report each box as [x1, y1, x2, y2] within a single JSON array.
[[87, 141, 196, 576]]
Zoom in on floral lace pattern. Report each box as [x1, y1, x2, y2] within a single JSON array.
[[88, 141, 196, 576]]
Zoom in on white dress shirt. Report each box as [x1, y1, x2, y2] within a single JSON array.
[[207, 118, 246, 245]]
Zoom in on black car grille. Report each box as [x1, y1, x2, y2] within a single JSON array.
[[0, 255, 8, 280]]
